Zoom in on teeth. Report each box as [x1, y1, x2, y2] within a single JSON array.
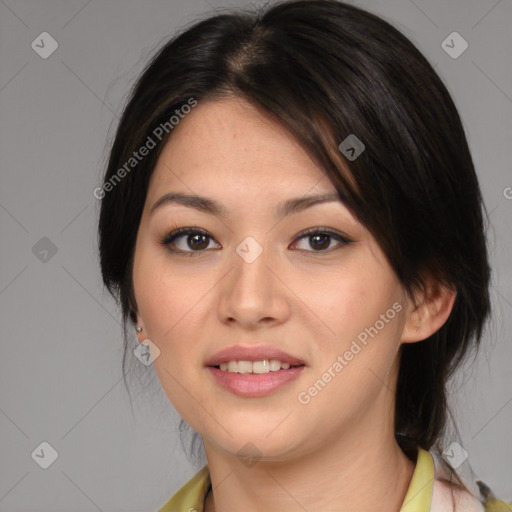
[[218, 359, 294, 373], [252, 360, 269, 374], [238, 361, 253, 374]]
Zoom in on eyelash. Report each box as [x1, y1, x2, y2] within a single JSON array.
[[159, 226, 353, 256]]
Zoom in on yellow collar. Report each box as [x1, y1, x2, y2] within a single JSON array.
[[401, 446, 434, 511], [158, 447, 434, 512]]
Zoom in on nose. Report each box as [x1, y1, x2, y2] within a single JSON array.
[[216, 238, 291, 330]]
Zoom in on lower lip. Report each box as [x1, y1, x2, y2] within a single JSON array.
[[206, 366, 305, 397]]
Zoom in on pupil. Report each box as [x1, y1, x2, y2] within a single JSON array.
[[189, 234, 208, 250], [311, 234, 329, 250]]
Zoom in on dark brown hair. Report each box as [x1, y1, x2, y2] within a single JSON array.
[[97, 0, 491, 494]]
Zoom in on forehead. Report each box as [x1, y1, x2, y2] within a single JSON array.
[[147, 96, 333, 198]]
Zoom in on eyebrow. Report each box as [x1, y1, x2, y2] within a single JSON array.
[[150, 191, 344, 218]]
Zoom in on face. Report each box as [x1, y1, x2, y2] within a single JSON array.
[[132, 96, 411, 461]]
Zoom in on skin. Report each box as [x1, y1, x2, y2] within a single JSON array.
[[132, 96, 456, 512]]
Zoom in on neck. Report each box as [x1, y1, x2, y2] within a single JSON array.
[[203, 418, 415, 512]]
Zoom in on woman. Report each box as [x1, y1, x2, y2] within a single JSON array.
[[97, 1, 510, 510]]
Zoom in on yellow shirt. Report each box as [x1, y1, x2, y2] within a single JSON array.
[[158, 447, 501, 512]]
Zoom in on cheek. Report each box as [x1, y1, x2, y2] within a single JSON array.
[[294, 264, 380, 342], [134, 244, 202, 337], [300, 259, 403, 383], [135, 261, 210, 415], [132, 249, 222, 400]]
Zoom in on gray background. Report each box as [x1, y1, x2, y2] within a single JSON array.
[[0, 0, 511, 510]]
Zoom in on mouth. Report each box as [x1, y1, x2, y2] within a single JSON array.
[[204, 345, 307, 396]]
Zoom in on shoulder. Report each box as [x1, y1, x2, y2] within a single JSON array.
[[158, 464, 211, 512], [431, 478, 485, 512], [429, 451, 511, 512]]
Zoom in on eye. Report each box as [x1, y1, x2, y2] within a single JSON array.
[[160, 227, 220, 255], [290, 228, 353, 253], [160, 227, 353, 255]]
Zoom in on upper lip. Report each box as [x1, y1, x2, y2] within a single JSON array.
[[205, 345, 306, 367]]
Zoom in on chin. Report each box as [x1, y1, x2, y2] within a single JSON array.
[[204, 428, 303, 462]]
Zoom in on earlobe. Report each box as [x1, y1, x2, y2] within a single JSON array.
[[401, 278, 457, 344], [134, 313, 145, 342]]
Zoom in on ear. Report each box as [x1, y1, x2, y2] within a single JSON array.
[[401, 275, 457, 344]]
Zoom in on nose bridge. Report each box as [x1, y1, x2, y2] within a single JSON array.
[[218, 232, 286, 325], [232, 234, 272, 295]]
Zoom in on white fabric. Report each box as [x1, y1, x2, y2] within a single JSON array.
[[430, 452, 484, 512]]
